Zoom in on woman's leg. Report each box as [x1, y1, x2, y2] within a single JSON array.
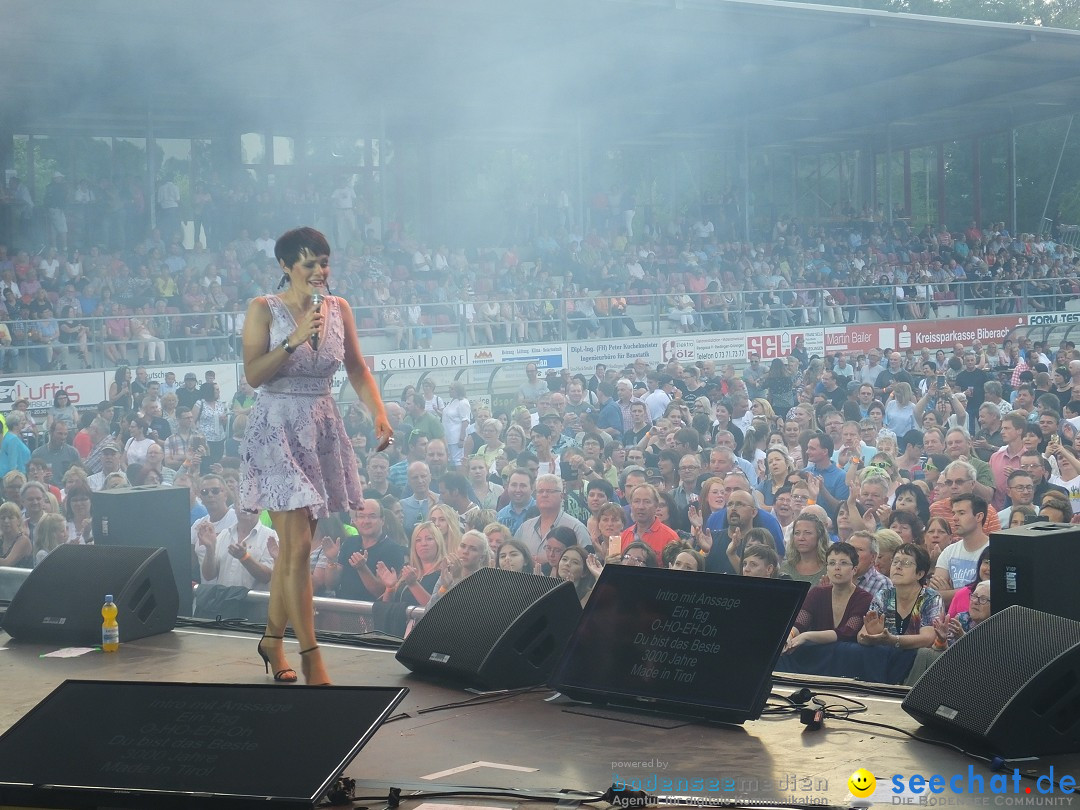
[[268, 509, 329, 684]]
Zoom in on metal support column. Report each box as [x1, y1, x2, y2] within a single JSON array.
[[577, 117, 586, 234], [903, 149, 912, 219], [936, 143, 946, 227], [742, 124, 751, 240], [147, 106, 156, 231], [885, 127, 893, 227], [972, 137, 981, 226], [792, 149, 799, 219], [378, 104, 388, 240], [1040, 115, 1074, 231], [1008, 127, 1017, 236]]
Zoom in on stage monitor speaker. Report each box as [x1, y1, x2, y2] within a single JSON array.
[[395, 568, 582, 689], [903, 605, 1080, 757], [2, 545, 179, 645], [93, 485, 193, 614], [0, 681, 407, 810], [990, 521, 1080, 621]]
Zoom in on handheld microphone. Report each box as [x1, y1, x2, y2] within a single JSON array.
[[310, 293, 324, 350]]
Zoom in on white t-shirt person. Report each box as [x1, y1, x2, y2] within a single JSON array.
[[935, 539, 988, 591]]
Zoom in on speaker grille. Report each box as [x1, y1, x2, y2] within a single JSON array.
[[1, 545, 178, 645], [905, 605, 1080, 735], [409, 569, 568, 670], [396, 568, 581, 688]]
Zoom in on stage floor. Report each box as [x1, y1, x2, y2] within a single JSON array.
[[0, 627, 1077, 808]]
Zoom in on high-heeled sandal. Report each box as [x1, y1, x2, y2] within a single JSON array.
[[257, 636, 297, 683], [300, 646, 331, 686]]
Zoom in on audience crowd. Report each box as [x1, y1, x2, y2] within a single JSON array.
[[4, 175, 1080, 683], [1, 327, 1078, 683], [2, 172, 1080, 371]]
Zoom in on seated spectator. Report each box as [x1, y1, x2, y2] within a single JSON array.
[[0, 502, 32, 568], [32, 513, 68, 567], [858, 543, 941, 652], [907, 580, 992, 686], [1006, 504, 1037, 528], [779, 512, 830, 583], [495, 538, 533, 573], [375, 520, 447, 607], [428, 502, 464, 552], [741, 543, 780, 578], [63, 483, 93, 543], [556, 545, 596, 604], [537, 525, 578, 576], [196, 507, 276, 588], [1040, 494, 1072, 523], [667, 545, 706, 572], [617, 540, 660, 568], [433, 529, 491, 600], [778, 542, 873, 672]]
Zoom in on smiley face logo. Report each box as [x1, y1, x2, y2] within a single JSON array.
[[848, 768, 876, 798]]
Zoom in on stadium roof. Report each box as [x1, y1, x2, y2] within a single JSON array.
[[6, 0, 1080, 153]]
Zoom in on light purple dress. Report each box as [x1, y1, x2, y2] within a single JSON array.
[[239, 294, 363, 519]]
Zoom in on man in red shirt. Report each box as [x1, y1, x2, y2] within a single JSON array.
[[621, 483, 678, 557]]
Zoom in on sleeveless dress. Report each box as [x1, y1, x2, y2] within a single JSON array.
[[239, 294, 363, 519]]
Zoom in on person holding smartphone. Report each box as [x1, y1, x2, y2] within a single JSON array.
[[1045, 432, 1080, 515]]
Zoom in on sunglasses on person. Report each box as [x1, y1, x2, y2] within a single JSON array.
[[200, 487, 223, 497]]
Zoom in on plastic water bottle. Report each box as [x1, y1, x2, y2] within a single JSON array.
[[101, 595, 119, 652]]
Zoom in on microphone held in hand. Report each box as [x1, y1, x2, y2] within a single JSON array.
[[310, 292, 323, 349]]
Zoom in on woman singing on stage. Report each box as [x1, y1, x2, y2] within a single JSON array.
[[240, 227, 392, 685]]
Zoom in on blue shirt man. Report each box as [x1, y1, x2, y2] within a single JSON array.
[[496, 469, 537, 534], [399, 461, 438, 539], [595, 383, 623, 440], [804, 433, 850, 513], [0, 423, 30, 477]]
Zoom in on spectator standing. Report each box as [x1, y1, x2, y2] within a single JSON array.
[[441, 382, 471, 468], [156, 175, 182, 244]]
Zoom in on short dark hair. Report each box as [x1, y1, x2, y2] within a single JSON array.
[[530, 424, 552, 439], [586, 479, 615, 500], [440, 472, 470, 497], [1007, 469, 1033, 486], [809, 431, 834, 456], [888, 511, 925, 546], [827, 541, 859, 568], [895, 542, 932, 584], [581, 432, 604, 448], [673, 427, 700, 448], [1041, 495, 1073, 522], [901, 429, 924, 452], [952, 493, 988, 524], [742, 543, 779, 571], [274, 226, 330, 268], [546, 525, 579, 549]]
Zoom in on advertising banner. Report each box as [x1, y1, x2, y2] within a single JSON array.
[[0, 371, 107, 414], [469, 343, 566, 369], [825, 315, 1027, 355], [1026, 312, 1080, 326], [372, 349, 467, 373], [568, 338, 663, 372]]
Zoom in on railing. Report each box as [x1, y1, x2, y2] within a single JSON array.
[[2, 278, 1077, 371], [0, 568, 425, 638]]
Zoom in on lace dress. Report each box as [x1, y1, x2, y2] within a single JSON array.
[[239, 294, 363, 519]]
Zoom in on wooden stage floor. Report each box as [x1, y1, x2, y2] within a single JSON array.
[[0, 627, 1077, 808]]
